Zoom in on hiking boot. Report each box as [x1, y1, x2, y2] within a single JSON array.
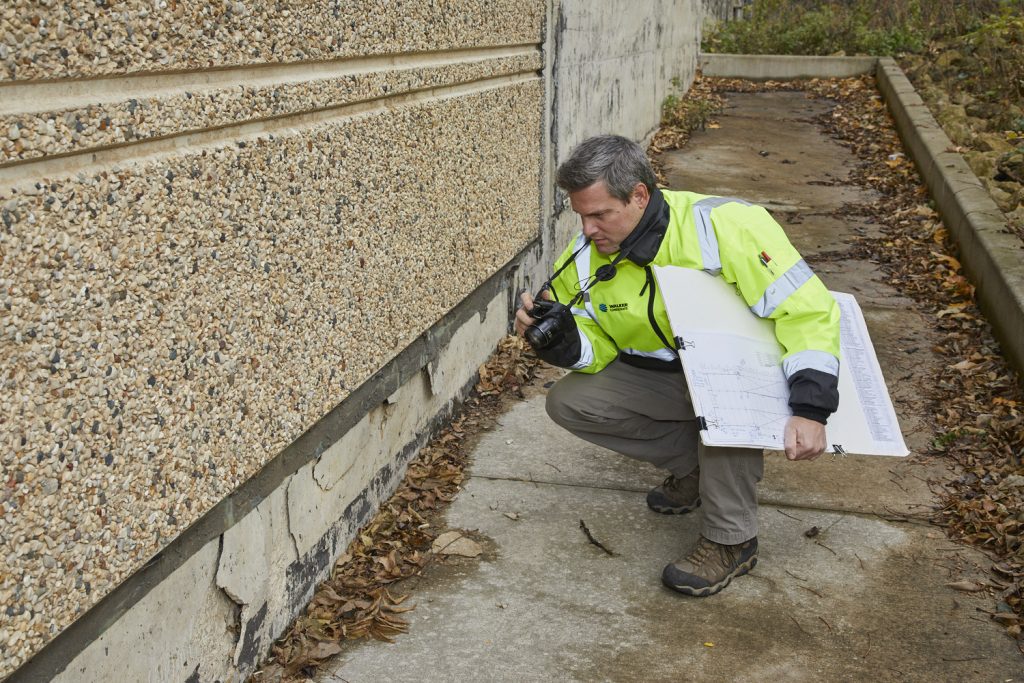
[[646, 469, 700, 514], [662, 536, 758, 597]]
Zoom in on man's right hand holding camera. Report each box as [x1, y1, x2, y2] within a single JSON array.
[[515, 290, 582, 368], [513, 290, 542, 338]]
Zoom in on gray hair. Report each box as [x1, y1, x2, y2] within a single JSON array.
[[555, 135, 657, 201]]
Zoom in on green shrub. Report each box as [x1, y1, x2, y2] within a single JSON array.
[[965, 7, 1024, 100], [701, 0, 978, 56], [661, 92, 722, 133]]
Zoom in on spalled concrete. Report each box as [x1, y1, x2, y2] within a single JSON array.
[[324, 90, 1022, 682]]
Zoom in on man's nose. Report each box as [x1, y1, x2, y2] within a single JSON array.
[[581, 218, 598, 236]]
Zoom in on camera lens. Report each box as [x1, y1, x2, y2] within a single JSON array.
[[525, 317, 560, 350]]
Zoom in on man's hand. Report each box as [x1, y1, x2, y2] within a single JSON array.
[[783, 416, 826, 461], [514, 290, 552, 337]]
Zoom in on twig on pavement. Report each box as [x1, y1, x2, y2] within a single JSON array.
[[799, 585, 824, 599], [789, 615, 811, 636], [785, 569, 808, 582], [815, 540, 837, 556], [579, 519, 615, 556]]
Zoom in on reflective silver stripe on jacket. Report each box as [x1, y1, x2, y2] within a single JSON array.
[[782, 349, 839, 379], [692, 197, 750, 275], [569, 328, 595, 370], [571, 236, 600, 319], [621, 347, 679, 362], [750, 259, 815, 318]]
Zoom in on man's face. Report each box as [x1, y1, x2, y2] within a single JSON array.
[[568, 180, 649, 254]]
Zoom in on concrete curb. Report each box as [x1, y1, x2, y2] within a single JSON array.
[[876, 57, 1024, 374], [699, 52, 1024, 375], [699, 53, 877, 80]]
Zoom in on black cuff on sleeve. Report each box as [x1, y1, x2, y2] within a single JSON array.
[[790, 404, 831, 425], [787, 368, 839, 425]]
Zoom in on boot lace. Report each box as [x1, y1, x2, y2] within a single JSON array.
[[684, 537, 718, 566], [663, 470, 698, 493]]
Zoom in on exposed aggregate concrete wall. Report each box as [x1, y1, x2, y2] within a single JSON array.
[[1, 1, 544, 677], [1, 0, 699, 679], [0, 1, 542, 80], [1, 52, 542, 162], [2, 83, 542, 673]]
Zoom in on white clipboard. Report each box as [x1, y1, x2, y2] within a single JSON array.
[[653, 265, 909, 457]]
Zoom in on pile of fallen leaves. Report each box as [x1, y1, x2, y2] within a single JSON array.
[[681, 72, 1024, 647], [252, 335, 540, 681]]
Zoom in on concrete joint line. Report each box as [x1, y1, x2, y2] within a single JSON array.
[[0, 71, 541, 193], [0, 43, 541, 116], [473, 474, 930, 526]]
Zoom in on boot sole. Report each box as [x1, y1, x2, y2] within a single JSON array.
[[647, 498, 702, 515], [662, 556, 758, 597]]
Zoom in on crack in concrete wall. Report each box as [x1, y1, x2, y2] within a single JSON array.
[[284, 478, 303, 568]]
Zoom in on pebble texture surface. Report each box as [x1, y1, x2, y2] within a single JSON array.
[[0, 1, 544, 677], [0, 1, 543, 81], [1, 53, 541, 162]]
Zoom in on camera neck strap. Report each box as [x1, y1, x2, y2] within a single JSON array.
[[540, 232, 638, 309]]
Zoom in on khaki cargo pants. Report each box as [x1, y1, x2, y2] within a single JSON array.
[[546, 359, 763, 545]]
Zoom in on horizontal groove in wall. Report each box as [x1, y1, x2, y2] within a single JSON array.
[[0, 71, 541, 192], [0, 43, 541, 116]]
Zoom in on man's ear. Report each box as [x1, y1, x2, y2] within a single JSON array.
[[632, 182, 650, 208]]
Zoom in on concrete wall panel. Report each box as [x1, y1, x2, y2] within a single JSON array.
[[1, 51, 542, 162], [0, 1, 544, 81], [215, 484, 296, 672], [426, 294, 507, 398], [50, 538, 235, 683], [1, 80, 542, 677], [2, 0, 703, 678], [289, 372, 432, 558], [549, 0, 700, 246]]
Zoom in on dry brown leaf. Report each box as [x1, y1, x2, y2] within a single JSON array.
[[306, 641, 343, 660], [946, 580, 986, 592]]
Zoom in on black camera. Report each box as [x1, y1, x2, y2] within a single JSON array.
[[525, 297, 569, 350]]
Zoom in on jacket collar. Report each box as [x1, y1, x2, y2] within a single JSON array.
[[616, 188, 669, 267]]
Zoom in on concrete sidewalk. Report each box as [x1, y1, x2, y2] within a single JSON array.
[[323, 92, 1022, 681]]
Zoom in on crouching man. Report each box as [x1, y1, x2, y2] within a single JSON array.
[[515, 135, 840, 596]]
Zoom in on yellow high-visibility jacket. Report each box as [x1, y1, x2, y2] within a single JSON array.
[[547, 188, 841, 422]]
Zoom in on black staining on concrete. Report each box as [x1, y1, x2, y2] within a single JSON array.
[[237, 602, 269, 672], [6, 242, 540, 683]]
